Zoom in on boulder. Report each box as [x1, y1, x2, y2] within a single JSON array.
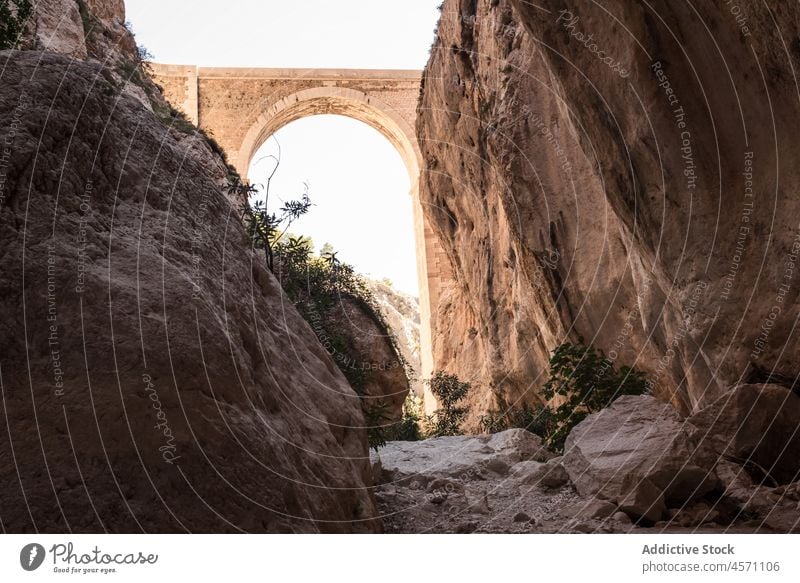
[[618, 480, 666, 524], [372, 429, 551, 486], [688, 384, 800, 485], [612, 512, 632, 525], [513, 458, 570, 489], [563, 395, 717, 522], [512, 511, 532, 523], [582, 498, 617, 520], [566, 498, 617, 521]]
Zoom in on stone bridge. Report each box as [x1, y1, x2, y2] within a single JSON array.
[[149, 63, 449, 397]]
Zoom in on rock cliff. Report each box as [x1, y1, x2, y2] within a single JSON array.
[[418, 0, 800, 423], [27, 0, 136, 63], [0, 0, 379, 532], [368, 279, 422, 395]]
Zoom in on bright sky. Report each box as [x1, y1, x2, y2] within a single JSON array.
[[249, 117, 416, 293], [124, 1, 442, 295]]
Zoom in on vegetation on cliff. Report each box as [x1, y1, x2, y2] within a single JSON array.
[[0, 0, 32, 50], [480, 341, 649, 452], [233, 176, 413, 450]]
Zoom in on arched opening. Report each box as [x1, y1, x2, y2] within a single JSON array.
[[240, 92, 436, 401], [247, 115, 417, 295], [236, 87, 420, 182]]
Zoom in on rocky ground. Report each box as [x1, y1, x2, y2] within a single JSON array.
[[372, 391, 800, 534]]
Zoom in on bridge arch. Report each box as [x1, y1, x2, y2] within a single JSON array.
[[149, 64, 449, 403], [236, 87, 421, 183]]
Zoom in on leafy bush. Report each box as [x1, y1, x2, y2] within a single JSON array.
[[541, 340, 649, 451], [232, 171, 413, 451], [477, 341, 648, 453], [424, 372, 471, 437], [386, 393, 424, 442], [478, 404, 557, 439], [0, 0, 32, 50], [231, 150, 313, 274], [363, 400, 392, 452]]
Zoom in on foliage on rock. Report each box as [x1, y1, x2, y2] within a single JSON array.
[[0, 0, 32, 50], [424, 371, 471, 437], [479, 341, 649, 453], [234, 176, 412, 450], [541, 341, 649, 451]]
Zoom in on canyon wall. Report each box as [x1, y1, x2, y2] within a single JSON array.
[[28, 0, 136, 62], [0, 1, 379, 532], [419, 0, 800, 424]]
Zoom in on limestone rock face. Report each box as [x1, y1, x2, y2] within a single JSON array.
[[419, 0, 800, 423], [0, 51, 378, 532], [324, 296, 411, 422], [32, 0, 88, 58], [562, 396, 717, 522], [373, 428, 550, 486], [30, 0, 137, 63], [367, 279, 422, 396], [688, 384, 800, 485]]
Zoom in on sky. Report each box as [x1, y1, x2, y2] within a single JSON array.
[[124, 1, 442, 295]]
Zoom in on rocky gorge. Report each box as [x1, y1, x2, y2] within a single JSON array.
[[1, 0, 799, 534]]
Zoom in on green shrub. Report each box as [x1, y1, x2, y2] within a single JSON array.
[[477, 342, 648, 453], [424, 372, 471, 437], [386, 393, 424, 442], [0, 0, 32, 50], [232, 161, 414, 451], [478, 403, 557, 439], [363, 400, 392, 452], [541, 340, 649, 452]]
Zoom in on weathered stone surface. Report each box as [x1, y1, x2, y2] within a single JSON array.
[[0, 50, 378, 532], [320, 296, 411, 422], [419, 0, 800, 425], [618, 480, 666, 524], [512, 511, 531, 522], [688, 384, 800, 485], [374, 429, 797, 533], [562, 396, 717, 520], [612, 512, 632, 525], [32, 0, 88, 58], [82, 0, 137, 64], [368, 279, 423, 397], [372, 428, 549, 486], [513, 458, 570, 489], [29, 0, 137, 64], [574, 498, 618, 521]]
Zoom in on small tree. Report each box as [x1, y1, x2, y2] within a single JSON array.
[[386, 393, 424, 442], [0, 0, 32, 50], [230, 141, 312, 273], [425, 371, 471, 437], [541, 340, 648, 451], [363, 400, 392, 452], [479, 403, 557, 439]]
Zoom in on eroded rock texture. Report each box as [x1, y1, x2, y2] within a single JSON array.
[[322, 295, 410, 422], [373, 425, 800, 533], [0, 1, 379, 533], [28, 0, 136, 63], [419, 0, 800, 423]]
